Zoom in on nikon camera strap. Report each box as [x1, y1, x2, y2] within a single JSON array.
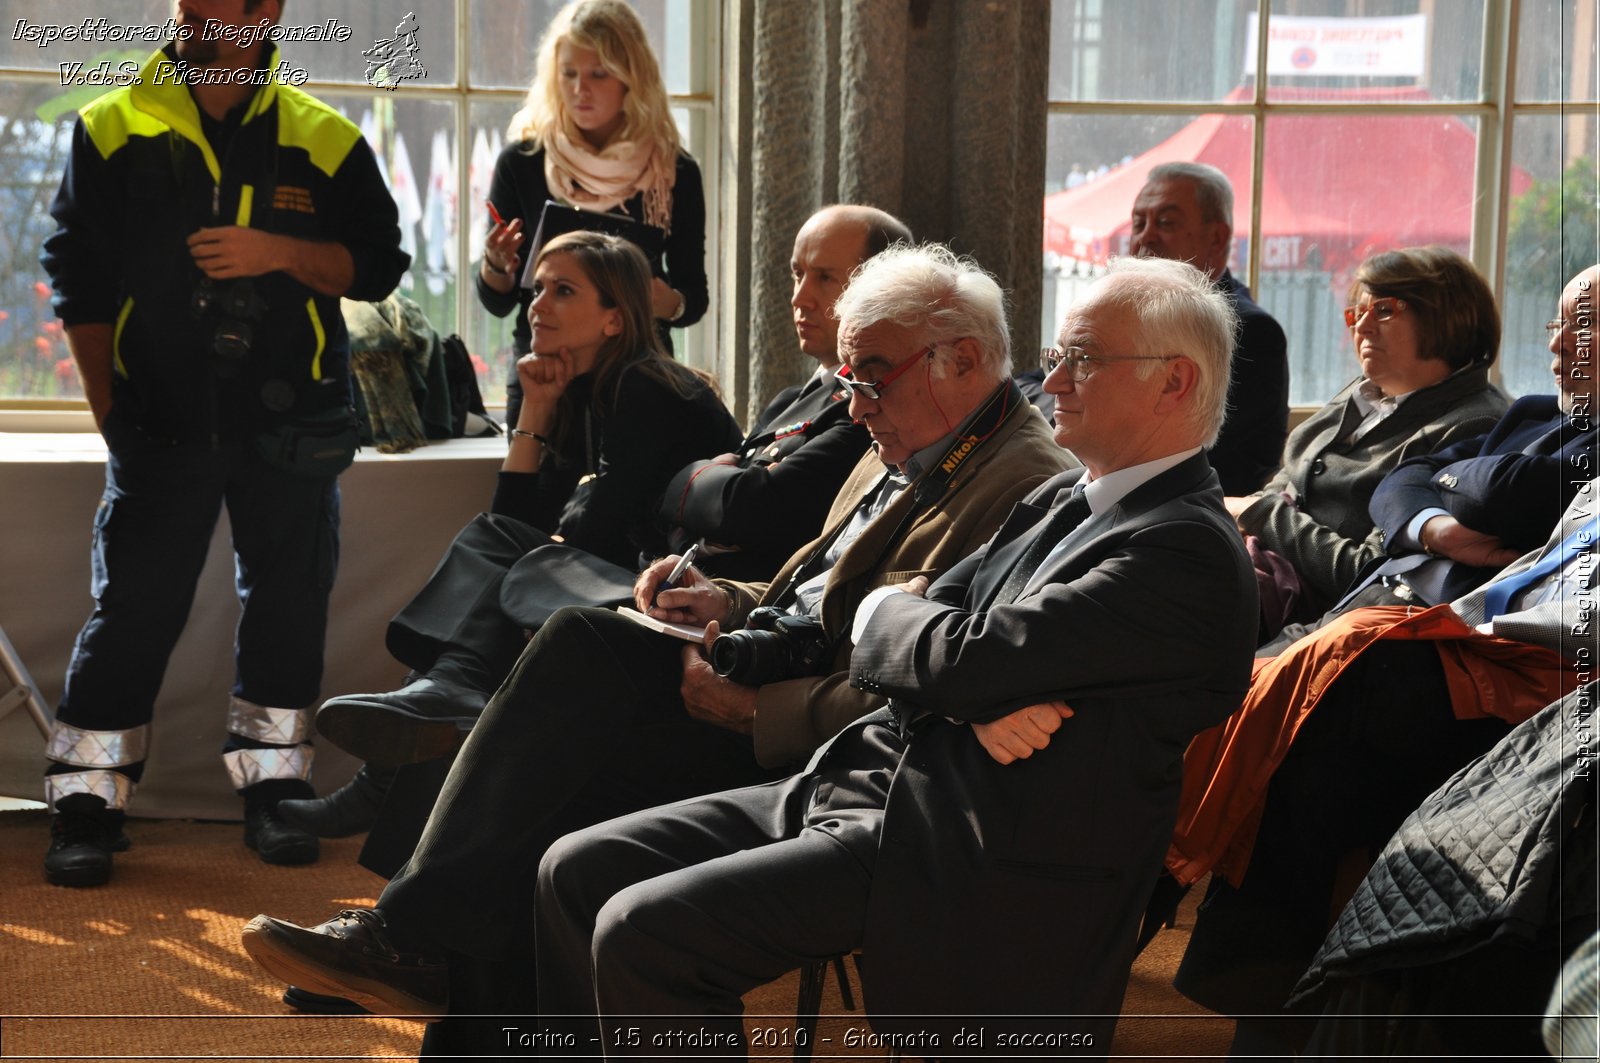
[[767, 378, 1022, 614]]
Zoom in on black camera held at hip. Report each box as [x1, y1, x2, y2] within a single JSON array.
[[709, 605, 832, 686], [190, 277, 267, 378]]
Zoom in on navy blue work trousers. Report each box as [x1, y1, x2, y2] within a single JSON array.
[[56, 437, 341, 747]]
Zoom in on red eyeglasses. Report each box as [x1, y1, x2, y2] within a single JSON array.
[[835, 346, 934, 401], [1343, 297, 1406, 329]]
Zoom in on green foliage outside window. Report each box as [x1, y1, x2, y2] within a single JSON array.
[[1507, 153, 1599, 297]]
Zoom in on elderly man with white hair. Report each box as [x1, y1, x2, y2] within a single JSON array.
[[531, 254, 1260, 1057]]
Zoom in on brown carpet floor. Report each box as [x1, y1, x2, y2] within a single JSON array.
[[0, 809, 1231, 1060]]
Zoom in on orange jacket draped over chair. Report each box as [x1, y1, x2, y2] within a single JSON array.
[[1167, 604, 1576, 888]]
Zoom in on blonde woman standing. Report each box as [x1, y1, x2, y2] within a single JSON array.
[[476, 0, 705, 423]]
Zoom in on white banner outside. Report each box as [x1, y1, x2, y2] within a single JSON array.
[[1243, 13, 1428, 78]]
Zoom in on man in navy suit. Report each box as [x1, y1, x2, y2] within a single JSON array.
[[530, 255, 1259, 1055], [1262, 263, 1599, 653]]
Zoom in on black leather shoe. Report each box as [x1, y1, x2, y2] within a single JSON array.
[[241, 908, 447, 1019], [276, 764, 396, 838], [44, 807, 131, 888], [314, 677, 484, 766], [244, 796, 320, 866], [282, 985, 369, 1015]]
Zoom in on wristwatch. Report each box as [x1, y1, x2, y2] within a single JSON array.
[[667, 288, 686, 322]]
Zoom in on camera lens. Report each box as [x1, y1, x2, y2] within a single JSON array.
[[709, 629, 788, 685], [710, 607, 829, 686], [212, 322, 251, 377]]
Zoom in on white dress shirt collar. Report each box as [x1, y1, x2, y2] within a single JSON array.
[[1077, 447, 1203, 516]]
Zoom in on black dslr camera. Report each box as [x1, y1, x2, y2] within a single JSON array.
[[191, 277, 268, 378], [709, 605, 831, 686]]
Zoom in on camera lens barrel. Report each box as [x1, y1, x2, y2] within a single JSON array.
[[709, 609, 829, 686], [709, 629, 790, 685]]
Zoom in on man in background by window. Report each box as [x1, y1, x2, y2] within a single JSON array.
[[1128, 161, 1289, 495], [37, 0, 408, 887]]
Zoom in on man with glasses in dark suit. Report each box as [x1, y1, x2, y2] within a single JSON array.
[[522, 255, 1257, 1055]]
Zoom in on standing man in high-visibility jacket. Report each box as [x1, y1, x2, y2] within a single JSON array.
[[39, 0, 409, 887]]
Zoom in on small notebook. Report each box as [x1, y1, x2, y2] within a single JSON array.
[[518, 200, 665, 289], [615, 606, 707, 643]]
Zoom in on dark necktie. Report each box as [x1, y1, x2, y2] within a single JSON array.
[[990, 490, 1092, 607]]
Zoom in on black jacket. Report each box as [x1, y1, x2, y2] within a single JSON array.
[[1363, 394, 1598, 601], [42, 44, 408, 443], [474, 141, 707, 356], [1272, 687, 1597, 1059], [659, 371, 870, 580], [1296, 685, 1598, 1002], [1210, 270, 1290, 495], [489, 362, 741, 569], [849, 454, 1257, 1034]]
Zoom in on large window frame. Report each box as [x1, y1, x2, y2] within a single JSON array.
[[0, 0, 719, 424], [1044, 0, 1600, 407]]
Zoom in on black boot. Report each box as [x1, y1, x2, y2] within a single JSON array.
[[243, 783, 320, 866], [314, 655, 491, 766], [276, 764, 397, 838], [44, 793, 130, 888]]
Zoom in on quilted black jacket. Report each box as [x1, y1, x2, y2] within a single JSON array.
[[1293, 682, 1598, 1002]]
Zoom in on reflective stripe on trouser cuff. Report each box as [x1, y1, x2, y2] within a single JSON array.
[[227, 696, 312, 745], [46, 721, 149, 768], [46, 769, 134, 811], [224, 745, 314, 789]]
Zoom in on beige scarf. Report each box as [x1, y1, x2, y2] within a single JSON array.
[[543, 129, 675, 234]]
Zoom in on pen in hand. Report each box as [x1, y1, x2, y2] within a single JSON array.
[[654, 543, 700, 604]]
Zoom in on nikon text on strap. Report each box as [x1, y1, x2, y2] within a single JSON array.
[[767, 380, 1023, 613]]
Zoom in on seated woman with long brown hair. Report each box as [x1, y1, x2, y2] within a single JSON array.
[[298, 230, 739, 825]]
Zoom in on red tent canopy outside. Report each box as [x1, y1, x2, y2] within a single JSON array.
[[1043, 86, 1532, 275]]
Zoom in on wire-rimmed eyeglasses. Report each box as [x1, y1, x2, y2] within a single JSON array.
[[1040, 345, 1174, 382]]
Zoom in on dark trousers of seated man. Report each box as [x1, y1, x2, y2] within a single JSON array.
[[372, 606, 781, 1053], [529, 720, 899, 1056], [529, 716, 1124, 1058], [362, 513, 771, 876], [358, 513, 552, 879], [1173, 639, 1513, 1057]]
